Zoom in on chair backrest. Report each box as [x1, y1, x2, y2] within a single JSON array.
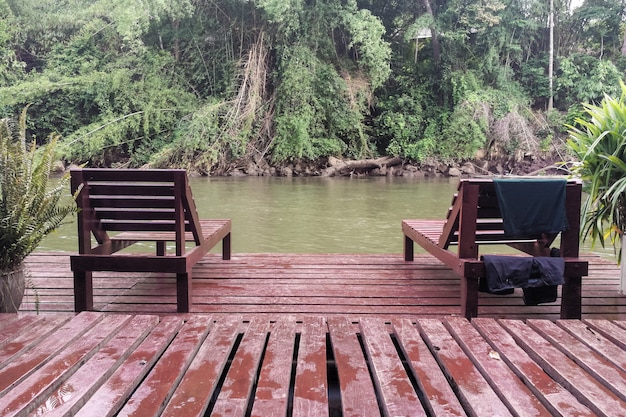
[[71, 168, 203, 254], [440, 178, 582, 258]]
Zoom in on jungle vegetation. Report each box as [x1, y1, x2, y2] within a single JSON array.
[[0, 0, 624, 174]]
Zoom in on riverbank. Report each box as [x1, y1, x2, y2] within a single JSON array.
[[224, 152, 569, 178]]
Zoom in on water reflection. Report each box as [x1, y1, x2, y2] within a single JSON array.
[[38, 176, 618, 259]]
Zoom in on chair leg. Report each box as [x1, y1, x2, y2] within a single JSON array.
[[461, 276, 479, 320], [176, 272, 192, 313], [404, 236, 414, 261], [74, 271, 93, 312], [223, 233, 231, 260], [560, 275, 582, 319], [156, 241, 166, 256]]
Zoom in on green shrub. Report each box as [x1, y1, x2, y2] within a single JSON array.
[[567, 81, 626, 253]]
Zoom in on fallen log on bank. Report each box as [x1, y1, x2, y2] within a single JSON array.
[[321, 156, 403, 177]]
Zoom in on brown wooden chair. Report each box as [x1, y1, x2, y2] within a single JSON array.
[[402, 177, 588, 319], [70, 168, 231, 313]]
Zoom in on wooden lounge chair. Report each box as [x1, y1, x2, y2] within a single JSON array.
[[70, 168, 231, 313], [402, 177, 588, 319]]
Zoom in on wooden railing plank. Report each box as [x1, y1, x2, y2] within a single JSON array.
[[444, 317, 553, 416], [292, 317, 329, 417], [250, 317, 297, 417], [1, 313, 626, 416], [116, 315, 214, 417], [0, 314, 133, 417], [73, 316, 184, 417], [472, 318, 595, 416], [391, 318, 466, 416], [162, 316, 242, 417], [528, 319, 626, 401], [0, 312, 105, 394], [33, 315, 159, 417], [0, 315, 45, 348], [0, 316, 70, 366], [359, 318, 426, 417], [499, 319, 626, 416], [583, 319, 626, 350], [210, 318, 269, 417], [0, 314, 18, 329], [416, 318, 514, 417], [327, 316, 380, 417]]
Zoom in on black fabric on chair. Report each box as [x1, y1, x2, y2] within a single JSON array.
[[482, 255, 564, 292], [493, 178, 568, 237]]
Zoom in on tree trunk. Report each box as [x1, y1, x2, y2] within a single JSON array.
[[619, 235, 626, 295], [321, 156, 403, 177], [622, 30, 626, 56], [172, 19, 180, 62], [421, 0, 441, 67], [548, 0, 554, 111]]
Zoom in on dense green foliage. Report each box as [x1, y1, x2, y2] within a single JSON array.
[[567, 81, 626, 253], [0, 0, 624, 172]]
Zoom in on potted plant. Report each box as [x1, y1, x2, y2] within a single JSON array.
[[0, 108, 76, 312], [567, 80, 626, 293]]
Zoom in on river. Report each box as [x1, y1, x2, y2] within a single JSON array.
[[38, 176, 616, 259]]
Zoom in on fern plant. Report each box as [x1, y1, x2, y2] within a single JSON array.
[[0, 107, 76, 272]]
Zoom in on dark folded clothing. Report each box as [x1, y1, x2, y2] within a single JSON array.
[[493, 178, 568, 237], [482, 255, 565, 292], [478, 278, 514, 295], [523, 285, 558, 305]]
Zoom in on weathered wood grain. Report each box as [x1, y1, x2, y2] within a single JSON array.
[[0, 313, 625, 416]]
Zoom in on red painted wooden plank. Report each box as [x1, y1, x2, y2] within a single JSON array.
[[189, 283, 454, 297], [190, 304, 460, 317], [472, 318, 594, 416], [21, 251, 626, 321], [359, 318, 425, 417], [444, 317, 552, 416], [0, 316, 70, 365], [0, 315, 44, 348], [210, 318, 270, 417], [0, 312, 105, 394], [73, 316, 184, 417], [116, 315, 214, 417], [250, 317, 297, 417], [583, 319, 626, 350], [161, 316, 242, 417], [391, 318, 466, 416], [499, 319, 626, 416], [528, 319, 626, 401], [327, 316, 380, 417], [0, 314, 18, 328], [0, 314, 132, 417], [416, 318, 513, 416], [292, 316, 329, 417], [31, 315, 159, 416]]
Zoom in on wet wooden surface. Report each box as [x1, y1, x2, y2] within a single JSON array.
[[21, 252, 626, 321], [2, 312, 626, 416]]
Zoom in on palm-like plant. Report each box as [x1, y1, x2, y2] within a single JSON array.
[[0, 107, 76, 311], [567, 81, 626, 290]]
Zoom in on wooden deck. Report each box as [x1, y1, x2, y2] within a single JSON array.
[[5, 252, 626, 416], [2, 312, 626, 416], [20, 252, 626, 320]]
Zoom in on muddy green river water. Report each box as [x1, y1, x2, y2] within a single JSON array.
[[38, 176, 613, 258]]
